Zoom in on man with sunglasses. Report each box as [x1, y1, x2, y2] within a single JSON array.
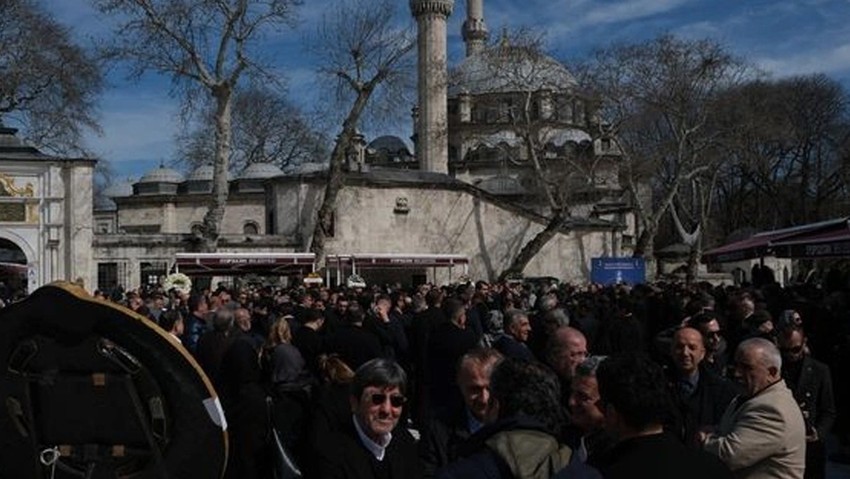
[[778, 326, 835, 479], [316, 358, 421, 479]]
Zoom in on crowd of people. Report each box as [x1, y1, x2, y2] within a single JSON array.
[[21, 274, 850, 478]]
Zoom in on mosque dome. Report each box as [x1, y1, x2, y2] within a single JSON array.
[[368, 136, 412, 155], [449, 44, 578, 97], [138, 165, 184, 184], [238, 162, 284, 180], [186, 163, 230, 182]]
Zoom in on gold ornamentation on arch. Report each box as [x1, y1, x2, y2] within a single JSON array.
[[0, 174, 35, 197]]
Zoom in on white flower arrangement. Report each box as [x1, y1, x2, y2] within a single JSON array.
[[346, 273, 366, 288], [162, 272, 192, 294]]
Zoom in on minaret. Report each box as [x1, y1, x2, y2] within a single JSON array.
[[462, 0, 488, 57], [411, 0, 453, 174]]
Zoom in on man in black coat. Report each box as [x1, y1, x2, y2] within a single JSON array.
[[326, 303, 385, 371], [666, 327, 738, 446], [590, 353, 732, 479], [493, 309, 535, 361], [427, 298, 478, 419], [779, 325, 836, 479], [420, 348, 503, 477], [315, 358, 421, 479]]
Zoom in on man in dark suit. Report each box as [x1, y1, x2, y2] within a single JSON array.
[[315, 358, 421, 479], [427, 298, 478, 419], [420, 348, 503, 477], [779, 325, 836, 479], [591, 353, 732, 479], [667, 327, 738, 445], [493, 309, 535, 361], [326, 302, 385, 371]]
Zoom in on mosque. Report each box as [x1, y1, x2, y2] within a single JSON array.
[[0, 0, 636, 294]]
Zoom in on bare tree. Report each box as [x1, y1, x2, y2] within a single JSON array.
[[0, 0, 103, 155], [175, 85, 329, 173], [713, 75, 850, 238], [580, 35, 750, 277], [92, 0, 299, 251], [451, 31, 620, 280], [307, 0, 416, 268]]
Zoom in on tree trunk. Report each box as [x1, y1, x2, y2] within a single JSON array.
[[310, 90, 373, 269], [497, 211, 565, 282], [201, 86, 232, 252]]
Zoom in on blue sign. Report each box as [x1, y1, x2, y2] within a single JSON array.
[[591, 257, 646, 285]]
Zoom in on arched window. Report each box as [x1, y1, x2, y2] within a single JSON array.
[[243, 221, 260, 235]]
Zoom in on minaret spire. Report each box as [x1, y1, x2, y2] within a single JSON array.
[[410, 0, 453, 174], [462, 0, 488, 57]]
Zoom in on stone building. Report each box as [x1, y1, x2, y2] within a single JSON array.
[[0, 126, 94, 294], [3, 0, 638, 293]]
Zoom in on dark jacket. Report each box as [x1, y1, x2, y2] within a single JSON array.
[[667, 365, 739, 445], [420, 408, 475, 478], [493, 334, 536, 362], [783, 355, 836, 440], [325, 324, 385, 371], [589, 432, 732, 479], [427, 321, 478, 417], [314, 419, 422, 479], [436, 416, 600, 479]]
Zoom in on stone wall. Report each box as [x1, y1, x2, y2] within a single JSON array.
[[272, 178, 621, 283]]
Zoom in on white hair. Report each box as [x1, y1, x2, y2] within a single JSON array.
[[740, 337, 782, 371]]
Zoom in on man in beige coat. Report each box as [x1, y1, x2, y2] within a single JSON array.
[[699, 337, 806, 479]]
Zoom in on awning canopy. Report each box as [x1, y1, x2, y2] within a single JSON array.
[[174, 252, 315, 276], [327, 253, 469, 269], [703, 217, 850, 263], [771, 223, 850, 258], [172, 252, 471, 276]]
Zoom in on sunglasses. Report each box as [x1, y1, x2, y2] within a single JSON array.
[[369, 393, 406, 408]]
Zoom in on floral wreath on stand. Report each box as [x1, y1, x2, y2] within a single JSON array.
[[346, 273, 366, 289], [162, 272, 192, 295], [304, 272, 324, 286]]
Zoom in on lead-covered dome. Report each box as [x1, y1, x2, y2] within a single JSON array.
[[138, 166, 184, 184], [449, 44, 578, 97], [186, 164, 231, 182]]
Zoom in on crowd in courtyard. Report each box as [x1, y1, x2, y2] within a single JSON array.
[[5, 272, 850, 479]]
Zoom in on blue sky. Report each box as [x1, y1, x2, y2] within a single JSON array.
[[49, 0, 850, 181]]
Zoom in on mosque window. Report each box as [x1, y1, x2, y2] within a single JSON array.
[[556, 96, 573, 123], [97, 263, 118, 291], [243, 221, 260, 235]]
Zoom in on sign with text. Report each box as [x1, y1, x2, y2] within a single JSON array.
[[591, 257, 646, 285]]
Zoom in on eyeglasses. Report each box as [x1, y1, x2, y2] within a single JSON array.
[[369, 393, 406, 408]]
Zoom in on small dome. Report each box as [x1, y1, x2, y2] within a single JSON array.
[[102, 179, 134, 198], [449, 44, 577, 97], [139, 165, 184, 184], [238, 163, 284, 179], [186, 164, 213, 182], [477, 175, 528, 196], [368, 136, 412, 155], [186, 163, 230, 182]]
